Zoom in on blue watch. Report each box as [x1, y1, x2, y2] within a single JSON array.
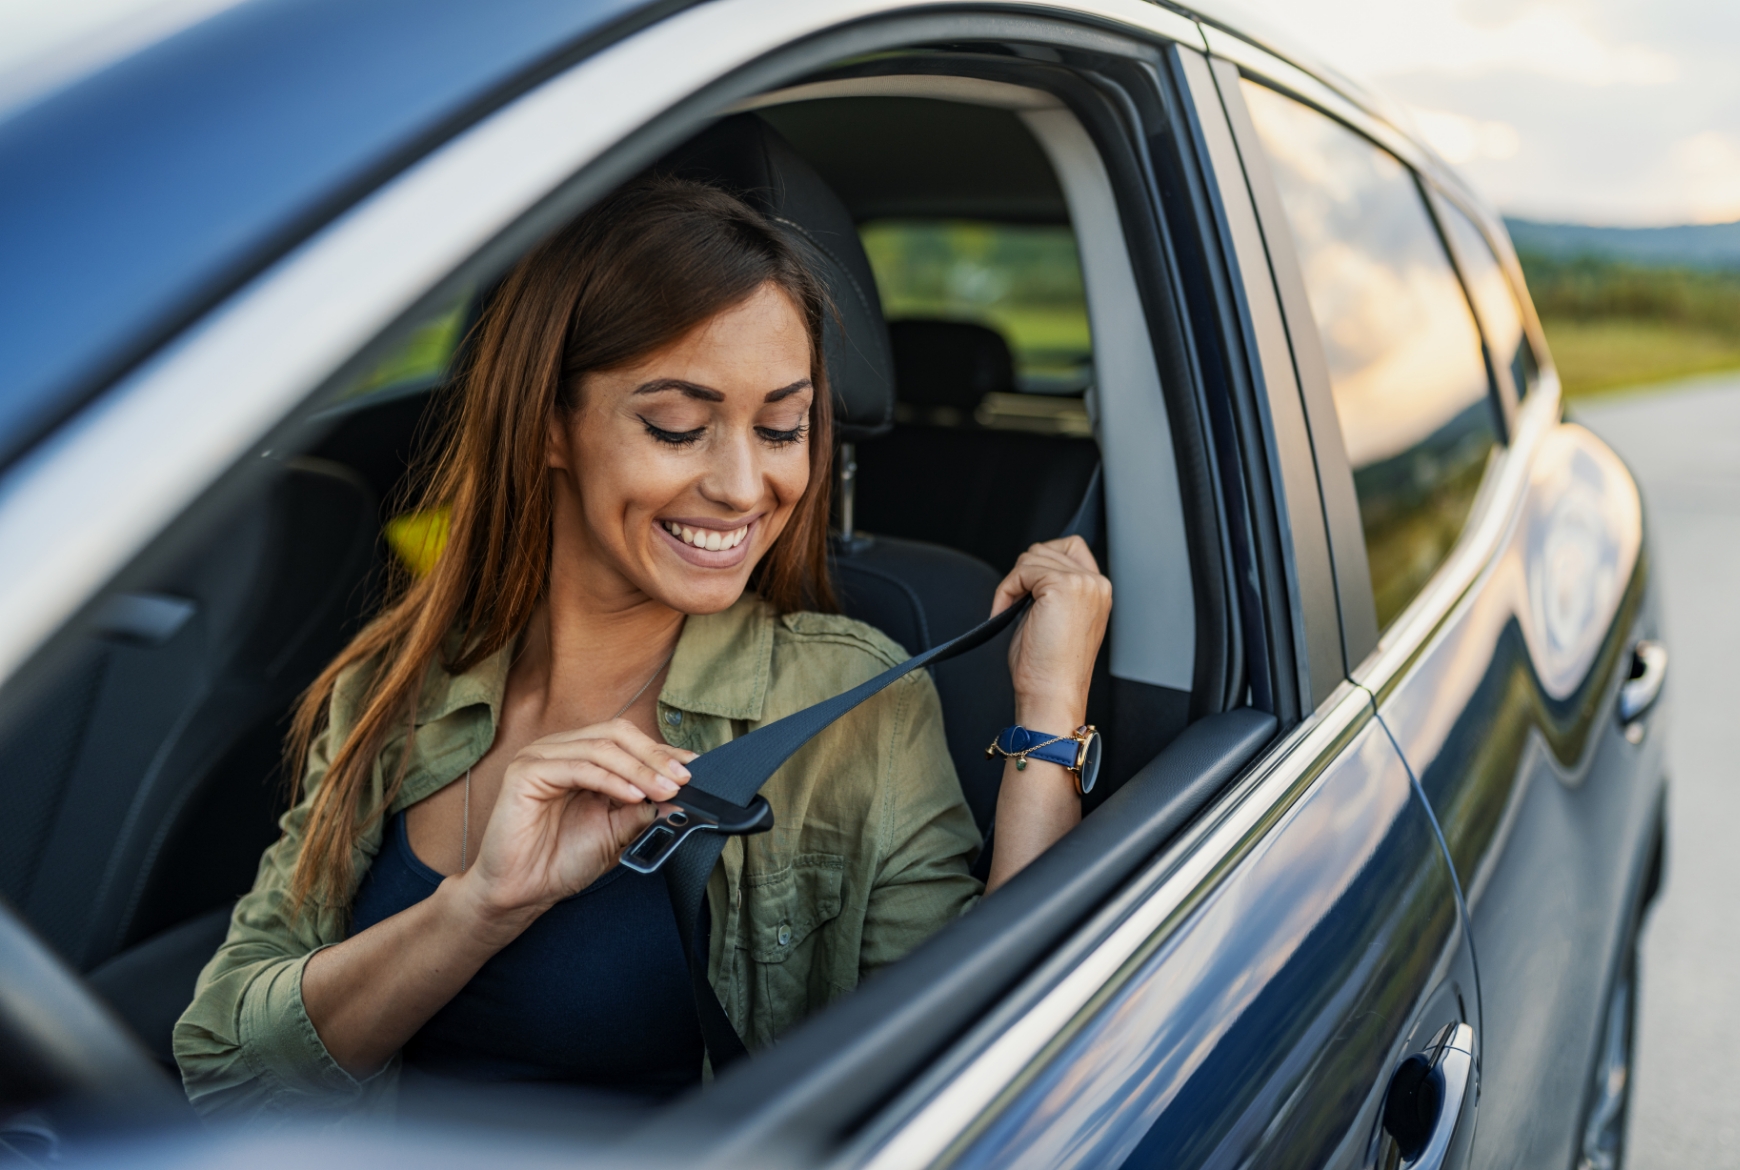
[[986, 724, 1102, 795]]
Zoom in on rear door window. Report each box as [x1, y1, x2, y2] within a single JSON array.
[[860, 219, 1092, 436], [1241, 81, 1501, 631], [1435, 196, 1539, 401]]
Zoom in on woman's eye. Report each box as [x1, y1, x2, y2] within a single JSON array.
[[642, 419, 706, 447], [756, 421, 809, 447]]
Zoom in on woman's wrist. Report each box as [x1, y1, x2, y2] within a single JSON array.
[[437, 871, 544, 951], [1012, 695, 1088, 735]]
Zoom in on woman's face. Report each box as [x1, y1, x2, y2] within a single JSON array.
[[547, 281, 816, 615]]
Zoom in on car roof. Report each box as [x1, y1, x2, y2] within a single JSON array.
[[0, 0, 657, 469], [0, 0, 1455, 473]]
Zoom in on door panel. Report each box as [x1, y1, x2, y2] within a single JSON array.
[[1371, 423, 1661, 1168], [950, 701, 1477, 1169]]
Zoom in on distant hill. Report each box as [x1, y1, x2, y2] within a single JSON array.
[[1505, 217, 1740, 271]]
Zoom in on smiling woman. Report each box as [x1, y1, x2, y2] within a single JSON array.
[[171, 177, 1109, 1117]]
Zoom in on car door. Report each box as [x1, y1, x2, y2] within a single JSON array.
[[1221, 43, 1667, 1170], [835, 41, 1481, 1170]]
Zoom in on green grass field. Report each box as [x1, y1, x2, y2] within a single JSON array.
[[1537, 318, 1740, 399], [1520, 251, 1740, 399]]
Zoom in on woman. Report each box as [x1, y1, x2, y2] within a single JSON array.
[[174, 177, 1111, 1118]]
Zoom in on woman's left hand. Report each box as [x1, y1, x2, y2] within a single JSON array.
[[992, 535, 1112, 734]]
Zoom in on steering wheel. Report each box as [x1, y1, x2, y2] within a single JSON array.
[[0, 898, 185, 1134]]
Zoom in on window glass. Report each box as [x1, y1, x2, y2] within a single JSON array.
[[860, 219, 1093, 437], [1242, 81, 1500, 631], [1436, 197, 1539, 400]]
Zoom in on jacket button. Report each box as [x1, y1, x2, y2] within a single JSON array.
[[777, 924, 791, 946], [665, 709, 682, 726]]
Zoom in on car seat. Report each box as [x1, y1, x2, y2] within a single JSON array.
[[0, 458, 377, 1063], [858, 319, 1101, 574]]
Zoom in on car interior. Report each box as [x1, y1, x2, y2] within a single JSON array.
[[0, 56, 1228, 1113]]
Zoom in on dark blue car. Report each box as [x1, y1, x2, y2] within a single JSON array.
[[0, 2, 1666, 1167]]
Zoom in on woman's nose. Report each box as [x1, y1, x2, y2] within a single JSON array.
[[698, 430, 764, 512]]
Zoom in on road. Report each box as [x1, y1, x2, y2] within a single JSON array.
[[1575, 373, 1740, 1169]]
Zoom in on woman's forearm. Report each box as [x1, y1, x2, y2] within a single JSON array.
[[301, 877, 537, 1076], [984, 699, 1084, 892]]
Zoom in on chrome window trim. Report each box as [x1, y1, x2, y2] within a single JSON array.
[[854, 681, 1373, 1169], [0, 0, 1204, 687]]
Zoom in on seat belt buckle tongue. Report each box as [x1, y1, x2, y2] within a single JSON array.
[[619, 789, 774, 874]]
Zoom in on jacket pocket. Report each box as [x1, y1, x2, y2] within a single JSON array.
[[742, 852, 844, 961], [738, 852, 845, 1043]]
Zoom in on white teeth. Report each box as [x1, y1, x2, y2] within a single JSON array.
[[662, 521, 749, 550]]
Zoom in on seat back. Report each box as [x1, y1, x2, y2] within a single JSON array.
[[860, 317, 1100, 573], [0, 459, 376, 975], [831, 537, 1013, 832]]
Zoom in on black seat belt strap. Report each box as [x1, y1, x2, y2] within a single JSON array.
[[642, 465, 1101, 1069]]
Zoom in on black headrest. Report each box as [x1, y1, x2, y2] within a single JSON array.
[[889, 319, 1016, 411], [658, 114, 895, 441]]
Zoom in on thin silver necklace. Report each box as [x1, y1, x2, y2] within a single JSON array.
[[460, 650, 674, 873]]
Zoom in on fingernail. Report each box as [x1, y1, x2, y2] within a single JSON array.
[[669, 762, 691, 781]]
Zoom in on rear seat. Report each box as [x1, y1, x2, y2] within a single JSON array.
[[856, 318, 1101, 574]]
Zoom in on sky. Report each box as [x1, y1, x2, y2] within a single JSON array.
[[2, 0, 1734, 227], [1252, 0, 1740, 226]]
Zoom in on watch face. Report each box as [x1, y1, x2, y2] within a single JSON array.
[[1078, 730, 1102, 794]]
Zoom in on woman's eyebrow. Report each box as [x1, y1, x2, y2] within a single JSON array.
[[764, 378, 812, 403], [632, 378, 724, 402]]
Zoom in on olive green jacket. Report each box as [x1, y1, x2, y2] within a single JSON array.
[[172, 595, 982, 1120]]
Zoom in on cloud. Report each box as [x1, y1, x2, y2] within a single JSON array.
[[1670, 132, 1740, 224], [1268, 0, 1677, 87], [1405, 106, 1522, 165], [1258, 0, 1737, 225]]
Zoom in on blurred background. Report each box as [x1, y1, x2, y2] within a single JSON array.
[[1255, 2, 1740, 1165]]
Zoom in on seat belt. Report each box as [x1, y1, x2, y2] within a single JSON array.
[[625, 466, 1102, 1069]]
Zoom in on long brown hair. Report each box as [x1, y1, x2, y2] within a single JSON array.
[[287, 177, 837, 912]]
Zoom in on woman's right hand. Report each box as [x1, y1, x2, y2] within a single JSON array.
[[457, 720, 696, 927]]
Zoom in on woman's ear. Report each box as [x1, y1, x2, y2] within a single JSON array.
[[546, 406, 572, 471]]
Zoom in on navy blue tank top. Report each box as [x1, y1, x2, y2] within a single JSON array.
[[350, 811, 702, 1098]]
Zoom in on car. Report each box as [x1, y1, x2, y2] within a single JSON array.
[[0, 1, 1667, 1167]]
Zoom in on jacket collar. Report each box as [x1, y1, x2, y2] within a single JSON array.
[[409, 593, 776, 732]]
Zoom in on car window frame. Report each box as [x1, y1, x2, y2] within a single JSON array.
[[1197, 28, 1565, 700]]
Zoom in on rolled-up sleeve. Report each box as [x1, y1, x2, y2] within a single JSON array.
[[172, 728, 393, 1120], [857, 671, 984, 978]]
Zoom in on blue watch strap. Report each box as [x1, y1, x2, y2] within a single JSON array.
[[992, 725, 1081, 771]]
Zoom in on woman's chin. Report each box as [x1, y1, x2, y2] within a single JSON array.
[[646, 529, 760, 613]]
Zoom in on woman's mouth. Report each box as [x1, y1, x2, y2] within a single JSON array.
[[656, 517, 757, 568], [660, 520, 749, 552]]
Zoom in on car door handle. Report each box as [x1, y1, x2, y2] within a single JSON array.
[[1618, 640, 1668, 723], [1383, 1023, 1475, 1169]]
